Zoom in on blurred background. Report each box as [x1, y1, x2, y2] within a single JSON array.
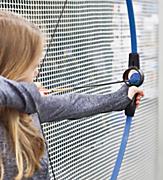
[[1, 0, 163, 179], [158, 0, 163, 180]]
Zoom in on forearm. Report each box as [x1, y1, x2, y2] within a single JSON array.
[[39, 85, 131, 123]]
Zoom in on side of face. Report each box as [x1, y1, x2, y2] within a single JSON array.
[[21, 57, 41, 83]]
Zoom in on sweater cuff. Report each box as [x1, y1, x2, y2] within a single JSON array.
[[111, 84, 132, 111]]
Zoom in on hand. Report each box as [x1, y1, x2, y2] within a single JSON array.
[[34, 82, 50, 96], [128, 86, 144, 108]]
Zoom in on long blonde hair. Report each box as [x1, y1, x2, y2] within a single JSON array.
[[0, 10, 45, 179]]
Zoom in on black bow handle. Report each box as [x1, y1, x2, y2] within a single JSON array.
[[124, 53, 144, 117]]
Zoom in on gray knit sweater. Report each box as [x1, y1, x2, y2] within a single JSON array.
[[0, 76, 131, 179]]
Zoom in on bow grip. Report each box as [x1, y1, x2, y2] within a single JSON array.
[[125, 94, 137, 117]]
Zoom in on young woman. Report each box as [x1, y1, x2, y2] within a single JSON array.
[[0, 10, 144, 180]]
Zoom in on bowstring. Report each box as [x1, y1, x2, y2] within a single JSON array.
[[36, 0, 68, 81], [35, 1, 68, 179]]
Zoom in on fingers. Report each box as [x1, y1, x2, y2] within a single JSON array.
[[128, 86, 144, 100], [132, 87, 144, 97], [136, 89, 144, 97], [34, 82, 50, 96], [131, 88, 144, 108], [39, 88, 51, 95], [136, 94, 143, 101], [136, 95, 143, 108]]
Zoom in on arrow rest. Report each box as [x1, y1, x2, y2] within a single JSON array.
[[123, 66, 144, 87]]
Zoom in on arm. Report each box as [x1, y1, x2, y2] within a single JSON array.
[[0, 75, 131, 123], [38, 85, 131, 123], [0, 76, 40, 114]]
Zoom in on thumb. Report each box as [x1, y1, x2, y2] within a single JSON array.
[[128, 86, 144, 100]]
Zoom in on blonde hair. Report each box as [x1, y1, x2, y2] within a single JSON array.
[[0, 10, 45, 179]]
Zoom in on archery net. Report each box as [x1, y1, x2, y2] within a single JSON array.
[[0, 1, 158, 180]]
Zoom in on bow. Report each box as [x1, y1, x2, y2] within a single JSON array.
[[110, 0, 144, 179], [36, 0, 144, 179]]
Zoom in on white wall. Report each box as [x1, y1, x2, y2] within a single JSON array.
[[159, 0, 163, 179]]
